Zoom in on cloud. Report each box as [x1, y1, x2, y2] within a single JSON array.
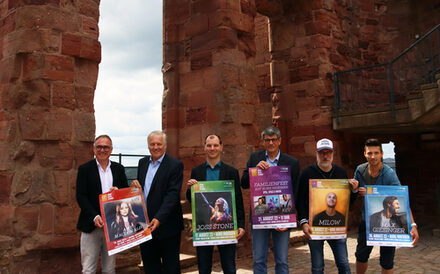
[[94, 0, 163, 155]]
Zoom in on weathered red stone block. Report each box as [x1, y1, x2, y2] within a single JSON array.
[[310, 35, 333, 49], [0, 171, 12, 204], [82, 16, 99, 39], [54, 206, 77, 234], [210, 10, 254, 33], [0, 12, 16, 37], [0, 205, 14, 236], [191, 51, 212, 71], [11, 169, 56, 206], [191, 27, 238, 55], [9, 0, 60, 10], [165, 0, 190, 25], [47, 234, 79, 249], [163, 108, 185, 129], [240, 0, 256, 16], [79, 37, 101, 62], [3, 29, 60, 57], [22, 54, 44, 81], [305, 21, 331, 36], [39, 248, 82, 274], [290, 65, 319, 83], [19, 108, 46, 140], [238, 31, 256, 58], [46, 110, 72, 141], [77, 0, 99, 21], [75, 59, 98, 87], [0, 142, 9, 171], [185, 13, 209, 38], [75, 86, 94, 112], [329, 53, 348, 67], [186, 107, 207, 125], [52, 170, 72, 206], [0, 110, 9, 141], [44, 55, 75, 81], [61, 33, 81, 57], [14, 206, 39, 236], [10, 80, 50, 109], [16, 6, 81, 33], [38, 203, 53, 234], [52, 82, 75, 109], [73, 112, 94, 142], [37, 142, 73, 170], [72, 142, 93, 169]]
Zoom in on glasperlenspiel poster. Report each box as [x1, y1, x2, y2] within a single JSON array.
[[100, 187, 151, 255], [365, 185, 412, 247], [309, 179, 350, 240], [191, 180, 238, 246], [250, 166, 296, 229]]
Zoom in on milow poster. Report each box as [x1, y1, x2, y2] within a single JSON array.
[[99, 187, 151, 255], [191, 180, 238, 246], [365, 185, 412, 247], [249, 166, 296, 229], [309, 179, 350, 240]]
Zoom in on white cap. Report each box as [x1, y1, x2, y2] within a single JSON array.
[[317, 138, 333, 151]]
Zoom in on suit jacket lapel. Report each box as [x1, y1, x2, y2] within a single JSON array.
[[91, 160, 103, 194], [219, 163, 227, 180], [148, 154, 168, 197]]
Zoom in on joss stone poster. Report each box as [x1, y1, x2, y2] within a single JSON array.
[[191, 180, 238, 246]]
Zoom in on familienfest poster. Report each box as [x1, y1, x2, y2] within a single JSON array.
[[191, 180, 238, 246], [365, 185, 412, 247], [249, 166, 296, 229], [99, 187, 151, 255], [309, 179, 350, 240]]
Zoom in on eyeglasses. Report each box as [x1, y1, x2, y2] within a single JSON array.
[[95, 145, 112, 151], [263, 138, 279, 143]]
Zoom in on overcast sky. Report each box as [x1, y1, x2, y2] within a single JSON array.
[[94, 0, 162, 164]]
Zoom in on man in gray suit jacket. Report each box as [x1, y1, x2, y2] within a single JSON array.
[[76, 135, 128, 274]]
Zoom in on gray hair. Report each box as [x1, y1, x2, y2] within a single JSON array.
[[261, 126, 281, 139], [94, 134, 113, 146], [148, 130, 167, 143]]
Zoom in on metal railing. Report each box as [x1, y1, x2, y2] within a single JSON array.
[[110, 153, 146, 182], [334, 23, 440, 122]]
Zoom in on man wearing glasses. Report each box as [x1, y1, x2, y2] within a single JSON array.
[[241, 126, 300, 274], [76, 135, 128, 274]]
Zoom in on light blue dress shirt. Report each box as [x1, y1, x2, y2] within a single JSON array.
[[265, 150, 280, 167], [143, 153, 165, 199]]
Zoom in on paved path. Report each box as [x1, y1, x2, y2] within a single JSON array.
[[182, 228, 440, 273]]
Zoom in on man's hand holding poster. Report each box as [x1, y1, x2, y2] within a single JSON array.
[[250, 166, 296, 229], [191, 180, 238, 246], [365, 185, 412, 247], [309, 179, 350, 239], [99, 187, 152, 255]]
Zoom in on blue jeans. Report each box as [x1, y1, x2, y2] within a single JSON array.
[[308, 238, 351, 274], [252, 228, 290, 274], [196, 244, 236, 274]]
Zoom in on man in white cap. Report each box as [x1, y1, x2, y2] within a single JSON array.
[[297, 138, 359, 274]]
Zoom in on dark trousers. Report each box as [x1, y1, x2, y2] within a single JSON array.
[[140, 233, 181, 274], [196, 244, 236, 274]]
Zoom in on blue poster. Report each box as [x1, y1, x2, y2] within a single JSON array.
[[364, 185, 412, 247]]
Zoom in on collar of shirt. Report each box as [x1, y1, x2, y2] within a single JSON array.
[[205, 160, 221, 181], [265, 150, 280, 166], [149, 153, 165, 166], [205, 160, 222, 169], [96, 159, 111, 172]]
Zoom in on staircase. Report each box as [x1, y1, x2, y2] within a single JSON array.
[[333, 24, 440, 133]]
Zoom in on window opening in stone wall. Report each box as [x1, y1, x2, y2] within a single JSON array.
[[382, 141, 396, 171], [94, 0, 163, 168]]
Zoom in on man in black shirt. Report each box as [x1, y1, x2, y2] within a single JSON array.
[[297, 138, 358, 274], [312, 192, 346, 227]]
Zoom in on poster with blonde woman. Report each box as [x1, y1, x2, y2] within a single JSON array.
[[100, 187, 151, 255]]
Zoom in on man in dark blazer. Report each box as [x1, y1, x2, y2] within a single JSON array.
[[241, 126, 300, 274], [186, 134, 245, 274], [131, 130, 184, 274], [76, 135, 128, 274]]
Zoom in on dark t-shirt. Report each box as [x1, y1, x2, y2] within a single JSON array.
[[312, 210, 346, 226]]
